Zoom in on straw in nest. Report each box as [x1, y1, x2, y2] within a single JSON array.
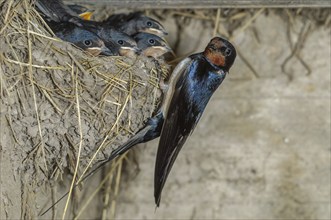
[[0, 0, 169, 218]]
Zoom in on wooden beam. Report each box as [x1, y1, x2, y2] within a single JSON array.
[[69, 0, 331, 8]]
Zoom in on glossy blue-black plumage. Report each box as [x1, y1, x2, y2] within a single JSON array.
[[154, 53, 227, 206]]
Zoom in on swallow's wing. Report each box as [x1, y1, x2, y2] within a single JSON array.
[[154, 56, 204, 206], [35, 0, 74, 22]]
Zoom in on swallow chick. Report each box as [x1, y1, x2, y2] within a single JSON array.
[[133, 32, 172, 59], [36, 0, 128, 56], [82, 20, 140, 57], [154, 37, 236, 206], [105, 12, 168, 37], [51, 22, 114, 56], [62, 4, 139, 56]]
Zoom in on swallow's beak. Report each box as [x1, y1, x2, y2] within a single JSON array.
[[119, 46, 141, 57], [145, 28, 168, 37], [165, 45, 176, 57], [100, 45, 114, 56], [123, 46, 141, 53], [160, 43, 174, 56], [78, 11, 94, 20], [164, 44, 173, 52], [141, 44, 173, 59]]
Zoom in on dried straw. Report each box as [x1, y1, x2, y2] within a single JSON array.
[[0, 0, 168, 218]]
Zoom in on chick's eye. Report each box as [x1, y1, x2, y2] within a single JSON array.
[[148, 39, 155, 44], [118, 40, 124, 45], [146, 21, 152, 27], [84, 40, 92, 46]]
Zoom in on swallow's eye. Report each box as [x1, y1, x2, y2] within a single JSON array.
[[221, 46, 232, 56], [225, 48, 232, 56], [84, 40, 92, 46], [148, 39, 155, 45], [118, 40, 124, 45], [209, 45, 216, 51], [146, 21, 153, 27]]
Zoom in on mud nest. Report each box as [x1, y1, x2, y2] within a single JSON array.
[[0, 0, 168, 218]]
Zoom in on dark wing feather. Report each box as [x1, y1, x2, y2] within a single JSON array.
[[154, 59, 202, 206], [104, 12, 142, 26], [35, 0, 74, 22]]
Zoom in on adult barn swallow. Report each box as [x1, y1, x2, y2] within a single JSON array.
[[154, 37, 236, 206], [133, 32, 172, 58], [105, 12, 168, 37]]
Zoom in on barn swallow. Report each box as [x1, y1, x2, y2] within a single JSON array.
[[40, 37, 236, 215], [105, 12, 168, 37], [154, 37, 236, 206], [50, 21, 114, 56], [133, 32, 172, 58]]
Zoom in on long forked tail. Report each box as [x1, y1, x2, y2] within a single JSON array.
[[40, 113, 163, 216]]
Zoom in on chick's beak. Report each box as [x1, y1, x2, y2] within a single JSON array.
[[167, 46, 176, 57], [144, 28, 168, 37], [119, 46, 141, 57], [100, 45, 114, 56], [133, 46, 142, 54]]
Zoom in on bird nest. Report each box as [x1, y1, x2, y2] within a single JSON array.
[[0, 0, 168, 218]]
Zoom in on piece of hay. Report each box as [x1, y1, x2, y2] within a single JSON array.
[[0, 0, 168, 218]]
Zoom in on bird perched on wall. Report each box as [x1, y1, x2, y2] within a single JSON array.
[[133, 32, 172, 59], [154, 37, 236, 206], [40, 37, 236, 216], [105, 12, 168, 37]]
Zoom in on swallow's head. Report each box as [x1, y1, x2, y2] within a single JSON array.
[[204, 37, 236, 71], [70, 28, 114, 56], [134, 32, 172, 59], [111, 31, 140, 57], [135, 16, 168, 37]]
